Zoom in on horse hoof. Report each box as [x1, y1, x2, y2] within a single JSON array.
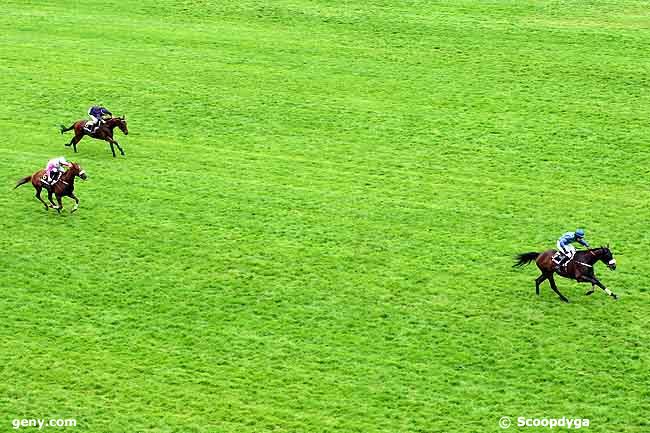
[[612, 295, 618, 301], [562, 298, 570, 303]]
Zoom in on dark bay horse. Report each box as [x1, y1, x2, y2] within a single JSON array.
[[60, 116, 128, 157], [15, 163, 88, 213], [513, 247, 618, 302]]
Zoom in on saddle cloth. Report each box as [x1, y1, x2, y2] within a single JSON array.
[[41, 173, 61, 186]]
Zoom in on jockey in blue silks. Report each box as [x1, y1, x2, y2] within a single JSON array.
[[85, 105, 113, 133], [556, 229, 590, 269]]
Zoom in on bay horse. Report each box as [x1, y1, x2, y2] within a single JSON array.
[[60, 116, 128, 157], [513, 247, 618, 303], [15, 163, 88, 213]]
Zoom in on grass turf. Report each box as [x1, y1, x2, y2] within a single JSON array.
[[1, 1, 650, 432]]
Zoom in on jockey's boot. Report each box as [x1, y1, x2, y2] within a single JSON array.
[[561, 256, 573, 272]]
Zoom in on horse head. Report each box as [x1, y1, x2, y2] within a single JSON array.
[[68, 163, 88, 181], [596, 245, 616, 270], [117, 115, 128, 135]]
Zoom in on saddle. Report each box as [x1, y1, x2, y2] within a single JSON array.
[[552, 251, 567, 272], [41, 172, 62, 187], [84, 120, 99, 132]]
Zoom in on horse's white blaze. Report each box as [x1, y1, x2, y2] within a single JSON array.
[[79, 170, 86, 176], [609, 259, 616, 265]]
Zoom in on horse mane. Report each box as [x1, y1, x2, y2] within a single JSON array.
[[585, 245, 610, 254], [62, 163, 79, 179]]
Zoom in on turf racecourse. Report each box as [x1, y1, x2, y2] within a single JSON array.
[[2, 1, 650, 432]]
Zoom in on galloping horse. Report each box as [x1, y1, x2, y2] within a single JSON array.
[[15, 163, 88, 213], [60, 116, 128, 157], [513, 247, 618, 303]]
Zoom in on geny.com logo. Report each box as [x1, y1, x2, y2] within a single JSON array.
[[500, 416, 590, 429], [12, 419, 77, 430]]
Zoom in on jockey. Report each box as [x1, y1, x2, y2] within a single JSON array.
[[45, 156, 73, 184], [556, 229, 590, 269], [85, 105, 113, 133]]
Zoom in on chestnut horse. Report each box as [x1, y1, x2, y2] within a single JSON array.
[[513, 247, 618, 303], [60, 116, 128, 157], [15, 163, 88, 213]]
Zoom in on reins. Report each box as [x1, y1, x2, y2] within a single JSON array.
[[579, 248, 606, 268]]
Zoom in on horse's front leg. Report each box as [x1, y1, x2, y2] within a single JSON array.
[[47, 190, 57, 209], [581, 275, 617, 300], [55, 194, 63, 213], [69, 192, 80, 213], [105, 138, 116, 157], [106, 136, 124, 157], [113, 140, 125, 156]]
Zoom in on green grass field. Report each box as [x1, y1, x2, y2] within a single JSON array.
[[2, 1, 650, 432]]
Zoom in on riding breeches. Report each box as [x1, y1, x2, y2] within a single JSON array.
[[556, 242, 576, 259]]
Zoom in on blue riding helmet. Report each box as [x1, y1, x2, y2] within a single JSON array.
[[575, 228, 585, 238]]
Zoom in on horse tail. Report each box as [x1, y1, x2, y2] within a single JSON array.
[[14, 175, 32, 189], [513, 252, 539, 267], [60, 123, 75, 134]]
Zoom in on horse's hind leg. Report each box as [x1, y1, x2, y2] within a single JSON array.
[[548, 275, 569, 303], [35, 187, 48, 210], [535, 273, 548, 296], [67, 135, 82, 153]]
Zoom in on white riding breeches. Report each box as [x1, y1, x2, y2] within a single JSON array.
[[557, 242, 576, 259]]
